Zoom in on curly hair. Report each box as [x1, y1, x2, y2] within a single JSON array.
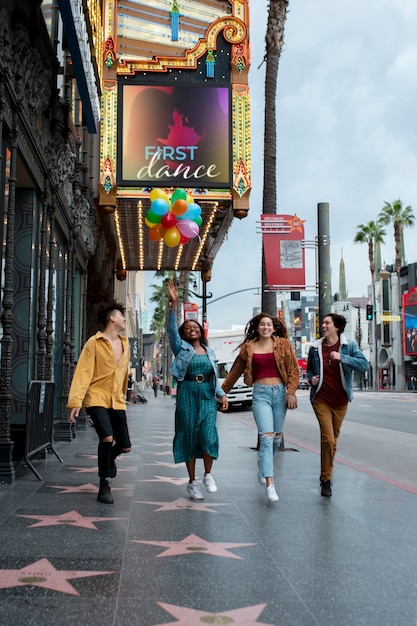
[[238, 312, 288, 348], [178, 319, 208, 347], [97, 299, 126, 328]]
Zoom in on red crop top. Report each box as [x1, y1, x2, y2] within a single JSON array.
[[252, 352, 280, 381]]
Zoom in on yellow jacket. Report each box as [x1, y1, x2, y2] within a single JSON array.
[[67, 332, 130, 410]]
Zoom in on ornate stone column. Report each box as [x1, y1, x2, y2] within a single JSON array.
[[0, 111, 18, 483], [45, 203, 56, 382], [36, 181, 49, 380]]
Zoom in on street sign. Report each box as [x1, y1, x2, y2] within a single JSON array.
[[380, 314, 401, 321]]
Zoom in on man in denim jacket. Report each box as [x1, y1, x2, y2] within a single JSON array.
[[307, 313, 368, 496]]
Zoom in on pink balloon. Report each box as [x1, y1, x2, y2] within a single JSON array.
[[177, 220, 199, 239]]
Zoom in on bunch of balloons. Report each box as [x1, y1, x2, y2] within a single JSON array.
[[145, 188, 202, 248]]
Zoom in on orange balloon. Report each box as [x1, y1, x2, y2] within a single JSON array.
[[164, 226, 181, 247], [171, 199, 188, 216], [149, 224, 166, 241]]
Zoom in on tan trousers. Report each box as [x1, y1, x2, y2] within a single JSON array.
[[312, 402, 348, 481]]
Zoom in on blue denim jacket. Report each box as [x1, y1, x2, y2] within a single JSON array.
[[307, 334, 369, 402], [167, 309, 225, 400]]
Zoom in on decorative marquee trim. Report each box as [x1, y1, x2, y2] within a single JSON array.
[[117, 16, 247, 75]]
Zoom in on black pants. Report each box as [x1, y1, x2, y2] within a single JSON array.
[[87, 406, 131, 478]]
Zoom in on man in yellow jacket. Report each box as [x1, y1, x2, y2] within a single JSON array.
[[67, 300, 131, 504]]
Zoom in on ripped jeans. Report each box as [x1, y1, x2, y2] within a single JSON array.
[[252, 383, 287, 479]]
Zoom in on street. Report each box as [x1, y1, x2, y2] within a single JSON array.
[[227, 390, 417, 494]]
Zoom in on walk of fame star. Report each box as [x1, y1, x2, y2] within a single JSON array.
[[140, 476, 189, 485], [135, 497, 230, 512], [155, 601, 275, 625], [0, 558, 114, 595], [131, 533, 256, 558], [17, 509, 126, 529]]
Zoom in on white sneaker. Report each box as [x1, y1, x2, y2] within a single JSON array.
[[257, 459, 266, 485], [203, 473, 217, 493], [186, 480, 204, 500], [266, 484, 279, 503]]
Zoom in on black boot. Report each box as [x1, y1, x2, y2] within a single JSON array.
[[320, 480, 332, 497], [98, 478, 114, 504]]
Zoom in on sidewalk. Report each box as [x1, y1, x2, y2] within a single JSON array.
[[0, 389, 416, 625]]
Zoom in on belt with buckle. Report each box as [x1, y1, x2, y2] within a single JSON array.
[[183, 373, 212, 383]]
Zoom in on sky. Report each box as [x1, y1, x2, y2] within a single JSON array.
[[145, 0, 417, 331]]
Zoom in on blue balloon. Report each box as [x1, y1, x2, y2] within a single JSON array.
[[177, 202, 201, 221], [151, 198, 170, 216]]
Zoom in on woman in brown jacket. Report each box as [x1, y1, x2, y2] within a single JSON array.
[[222, 313, 299, 503]]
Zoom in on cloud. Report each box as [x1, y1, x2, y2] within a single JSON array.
[[146, 0, 417, 331]]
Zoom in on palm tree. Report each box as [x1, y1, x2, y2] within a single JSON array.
[[261, 0, 289, 314], [377, 199, 415, 275], [354, 220, 386, 287], [354, 220, 386, 390]]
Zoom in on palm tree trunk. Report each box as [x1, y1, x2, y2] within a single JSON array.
[[262, 0, 289, 314]]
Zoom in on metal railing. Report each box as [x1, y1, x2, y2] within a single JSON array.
[[24, 381, 63, 480]]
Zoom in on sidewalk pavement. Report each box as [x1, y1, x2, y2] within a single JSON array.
[[0, 389, 416, 626]]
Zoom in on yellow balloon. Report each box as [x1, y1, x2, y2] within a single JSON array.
[[150, 188, 170, 203], [186, 195, 193, 204], [145, 217, 156, 228], [164, 226, 181, 247]]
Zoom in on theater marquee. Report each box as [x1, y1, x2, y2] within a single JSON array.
[[117, 84, 232, 188]]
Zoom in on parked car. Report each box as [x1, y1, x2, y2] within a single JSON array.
[[217, 360, 252, 410], [298, 374, 310, 390]]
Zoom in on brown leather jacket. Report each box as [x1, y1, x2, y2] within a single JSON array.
[[221, 336, 299, 396]]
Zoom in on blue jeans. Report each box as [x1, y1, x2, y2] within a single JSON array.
[[252, 383, 287, 480]]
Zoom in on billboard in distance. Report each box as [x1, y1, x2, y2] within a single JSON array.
[[118, 84, 231, 187], [403, 286, 417, 356]]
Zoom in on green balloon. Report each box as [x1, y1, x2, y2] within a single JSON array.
[[146, 208, 162, 224], [171, 188, 187, 203]]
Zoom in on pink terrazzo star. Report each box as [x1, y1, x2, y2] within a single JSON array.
[[145, 462, 179, 468], [47, 484, 127, 494], [148, 441, 172, 448], [136, 498, 230, 512], [140, 476, 189, 486], [150, 451, 172, 456], [0, 558, 114, 595], [131, 533, 256, 558], [154, 602, 274, 625], [17, 510, 126, 529], [67, 466, 134, 473]]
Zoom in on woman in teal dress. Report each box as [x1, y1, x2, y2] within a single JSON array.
[[166, 280, 228, 500]]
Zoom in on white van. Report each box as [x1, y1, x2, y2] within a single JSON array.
[[217, 360, 252, 410]]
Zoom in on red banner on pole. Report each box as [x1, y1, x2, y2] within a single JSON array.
[[261, 214, 306, 289]]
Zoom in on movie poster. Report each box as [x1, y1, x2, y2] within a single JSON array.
[[118, 84, 231, 187]]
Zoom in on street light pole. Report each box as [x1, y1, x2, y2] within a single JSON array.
[[186, 287, 213, 326]]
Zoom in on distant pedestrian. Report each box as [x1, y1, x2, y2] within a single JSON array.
[[222, 313, 299, 503], [67, 300, 131, 504], [166, 280, 228, 500], [127, 372, 134, 403], [152, 374, 160, 397], [307, 313, 368, 497]]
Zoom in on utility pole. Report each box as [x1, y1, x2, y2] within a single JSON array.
[[317, 203, 332, 323]]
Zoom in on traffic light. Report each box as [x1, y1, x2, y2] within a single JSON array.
[[366, 304, 373, 321]]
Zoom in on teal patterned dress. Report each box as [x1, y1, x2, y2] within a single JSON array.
[[173, 353, 219, 463]]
